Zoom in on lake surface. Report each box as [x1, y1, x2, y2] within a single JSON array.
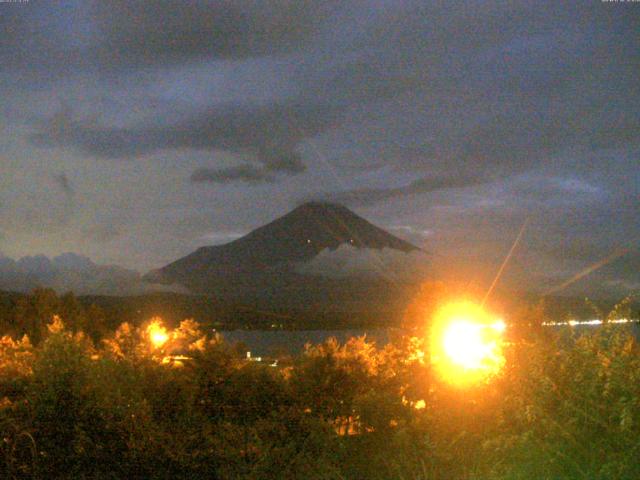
[[220, 321, 640, 357], [218, 329, 391, 356]]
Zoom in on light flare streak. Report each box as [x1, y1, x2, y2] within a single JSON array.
[[544, 247, 631, 296]]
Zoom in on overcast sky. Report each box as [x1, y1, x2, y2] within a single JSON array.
[[0, 0, 638, 296]]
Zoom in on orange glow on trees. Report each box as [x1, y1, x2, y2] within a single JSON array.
[[430, 301, 506, 386]]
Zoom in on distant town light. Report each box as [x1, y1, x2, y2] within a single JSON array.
[[542, 318, 636, 326]]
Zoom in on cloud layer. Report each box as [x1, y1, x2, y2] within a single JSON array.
[[296, 245, 430, 284], [0, 253, 187, 296]]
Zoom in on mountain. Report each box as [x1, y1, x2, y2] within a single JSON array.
[[0, 253, 186, 296], [145, 202, 421, 307]]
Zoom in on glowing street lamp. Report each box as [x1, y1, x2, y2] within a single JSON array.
[[430, 301, 506, 386], [147, 321, 169, 348]]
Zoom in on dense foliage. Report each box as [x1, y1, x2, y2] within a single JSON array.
[[0, 289, 638, 479], [0, 288, 406, 333]]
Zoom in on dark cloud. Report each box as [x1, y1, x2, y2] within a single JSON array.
[[89, 1, 339, 65], [191, 164, 274, 185], [288, 2, 639, 201], [29, 103, 341, 178], [20, 1, 640, 191], [0, 1, 340, 74], [314, 174, 485, 207], [53, 172, 74, 196]]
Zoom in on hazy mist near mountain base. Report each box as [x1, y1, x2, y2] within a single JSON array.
[[296, 245, 430, 283], [0, 252, 187, 296]]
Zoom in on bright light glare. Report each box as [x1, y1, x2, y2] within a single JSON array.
[[443, 320, 491, 370], [430, 302, 506, 386], [492, 319, 506, 332], [147, 321, 168, 348]]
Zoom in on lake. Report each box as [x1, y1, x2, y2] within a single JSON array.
[[218, 329, 392, 357], [220, 320, 640, 357]]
